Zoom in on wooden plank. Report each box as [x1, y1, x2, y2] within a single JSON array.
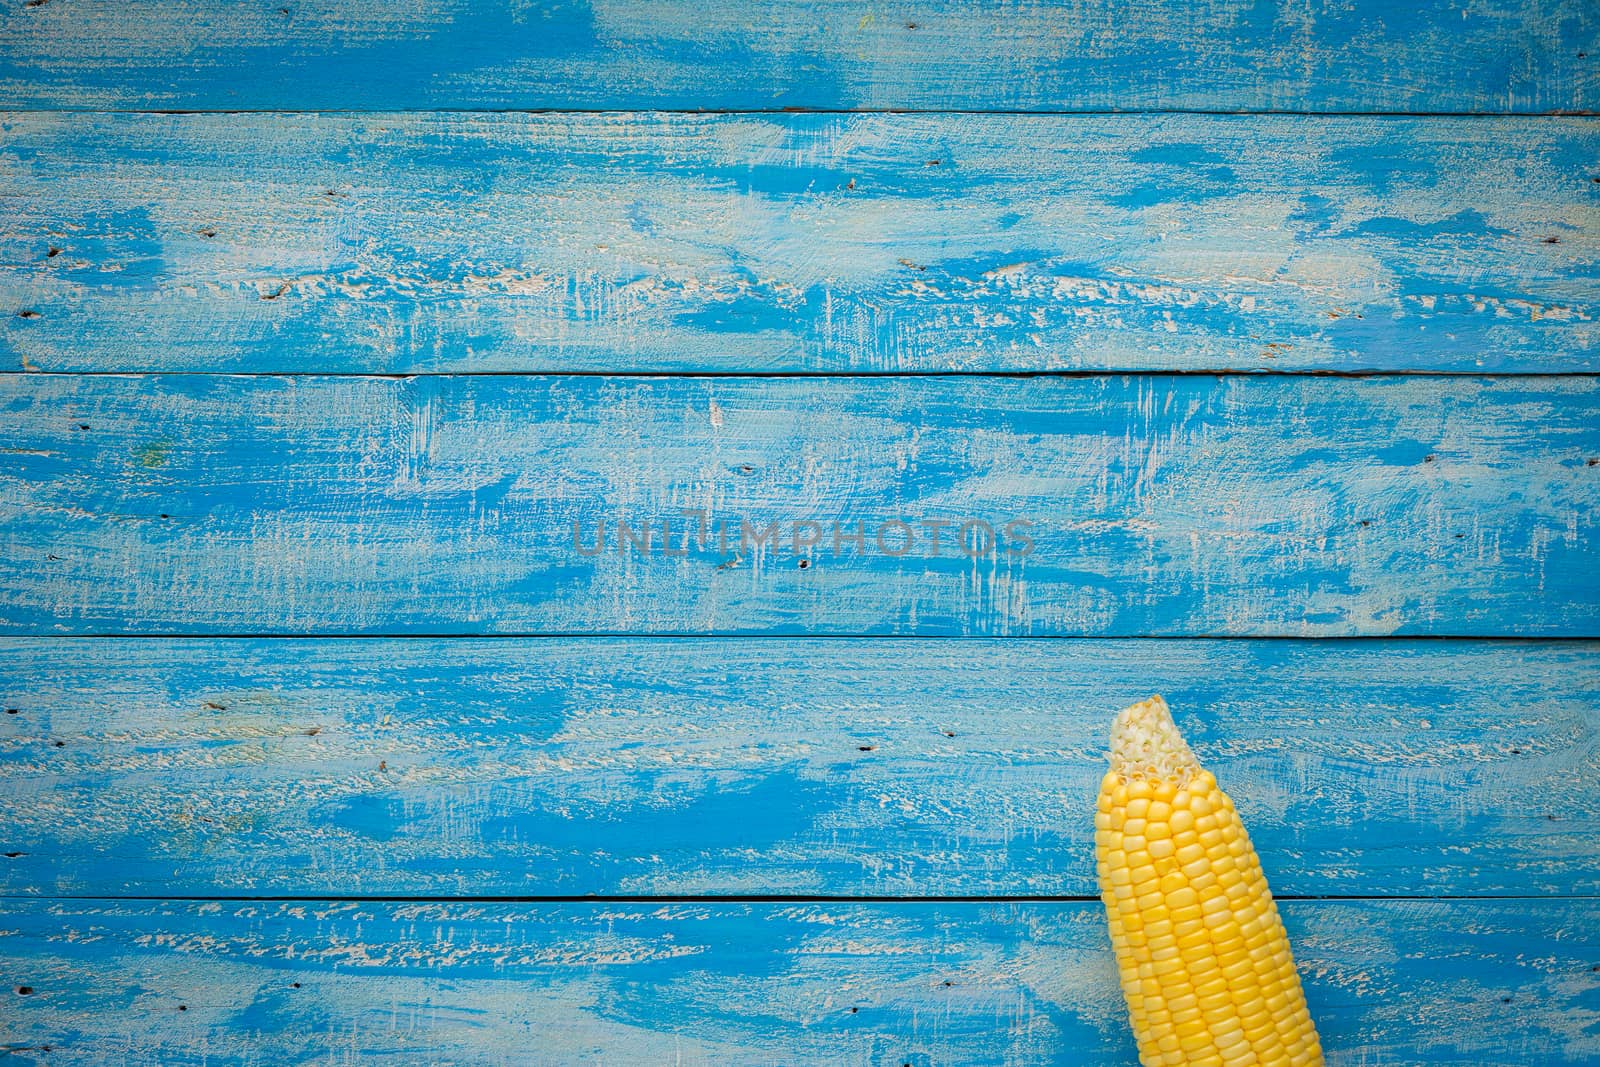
[[1, 637, 1596, 898], [3, 112, 1597, 375], [0, 0, 1593, 113], [2, 373, 1596, 637], [1, 898, 1595, 1064]]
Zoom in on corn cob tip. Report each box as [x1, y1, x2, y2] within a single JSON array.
[[1109, 694, 1201, 782]]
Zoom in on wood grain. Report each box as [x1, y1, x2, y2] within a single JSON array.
[[1, 637, 1596, 898], [3, 373, 1596, 637], [2, 898, 1596, 1065], [0, 0, 1593, 113], [3, 4, 1596, 1062], [3, 112, 1597, 374]]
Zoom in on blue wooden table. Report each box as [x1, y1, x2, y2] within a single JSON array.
[[2, 3, 1598, 1063]]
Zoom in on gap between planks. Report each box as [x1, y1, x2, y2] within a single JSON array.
[[3, 107, 1597, 117], [10, 633, 1600, 642], [4, 894, 1596, 904], [8, 370, 1600, 381]]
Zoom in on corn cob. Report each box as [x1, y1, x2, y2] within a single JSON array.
[[1095, 695, 1323, 1066]]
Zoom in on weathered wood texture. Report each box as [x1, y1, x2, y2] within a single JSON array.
[[3, 373, 1595, 637], [3, 112, 1597, 374], [3, 10, 1597, 1063], [0, 0, 1594, 113], [1, 637, 1595, 898], [2, 898, 1596, 1065]]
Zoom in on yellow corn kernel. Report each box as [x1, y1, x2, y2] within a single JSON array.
[[1095, 695, 1324, 1066]]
